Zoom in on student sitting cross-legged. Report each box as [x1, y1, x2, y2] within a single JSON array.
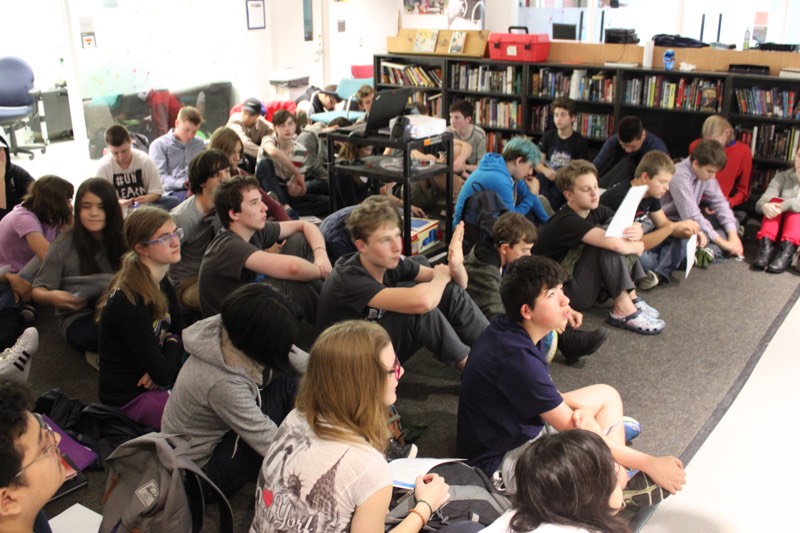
[[457, 255, 686, 502], [600, 151, 701, 287], [316, 195, 488, 372], [161, 283, 300, 498], [463, 211, 608, 366], [660, 139, 744, 261], [534, 160, 663, 335], [197, 175, 331, 319]]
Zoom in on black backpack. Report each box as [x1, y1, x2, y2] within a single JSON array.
[[385, 462, 511, 530], [461, 185, 508, 254]]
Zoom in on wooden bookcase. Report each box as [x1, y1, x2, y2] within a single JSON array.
[[374, 52, 800, 197]]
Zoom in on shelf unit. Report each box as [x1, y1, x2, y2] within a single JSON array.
[[326, 131, 454, 257], [374, 53, 800, 198]]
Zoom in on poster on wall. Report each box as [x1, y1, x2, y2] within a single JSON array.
[[246, 0, 266, 30], [403, 0, 484, 30]]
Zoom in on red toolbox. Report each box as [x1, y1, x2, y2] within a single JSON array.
[[488, 26, 550, 62]]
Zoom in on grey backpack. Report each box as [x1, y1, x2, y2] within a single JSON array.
[[99, 433, 233, 533]]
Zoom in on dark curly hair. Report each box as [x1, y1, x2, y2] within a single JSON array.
[[0, 381, 32, 488]]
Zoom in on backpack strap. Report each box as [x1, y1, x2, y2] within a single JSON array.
[[175, 453, 234, 533]]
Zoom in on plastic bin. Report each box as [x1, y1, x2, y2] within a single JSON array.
[[488, 27, 550, 63]]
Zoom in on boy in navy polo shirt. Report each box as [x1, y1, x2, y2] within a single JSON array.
[[457, 255, 686, 501]]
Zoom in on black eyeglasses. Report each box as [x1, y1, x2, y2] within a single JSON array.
[[386, 357, 402, 380], [141, 227, 184, 247], [14, 413, 59, 480]]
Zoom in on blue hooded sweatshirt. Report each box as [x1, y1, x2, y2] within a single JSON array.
[[453, 152, 549, 225]]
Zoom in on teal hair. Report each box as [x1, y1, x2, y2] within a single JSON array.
[[502, 136, 542, 166]]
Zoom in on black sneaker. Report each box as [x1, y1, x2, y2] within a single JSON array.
[[385, 438, 418, 461], [623, 471, 669, 507], [558, 327, 609, 365]]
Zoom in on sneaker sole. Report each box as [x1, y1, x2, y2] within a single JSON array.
[[607, 315, 664, 335], [624, 471, 669, 507]]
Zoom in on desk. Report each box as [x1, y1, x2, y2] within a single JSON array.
[[326, 131, 454, 256]]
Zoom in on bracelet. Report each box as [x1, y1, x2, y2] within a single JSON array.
[[313, 246, 326, 252], [408, 508, 427, 526], [416, 499, 433, 517]]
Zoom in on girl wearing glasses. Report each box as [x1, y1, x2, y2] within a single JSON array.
[[251, 320, 462, 533], [32, 178, 126, 353], [96, 207, 184, 426], [482, 430, 630, 533]]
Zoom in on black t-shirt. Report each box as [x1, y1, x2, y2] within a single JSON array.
[[198, 223, 282, 317], [599, 180, 662, 224], [316, 252, 421, 332], [539, 129, 589, 170], [533, 204, 615, 263]]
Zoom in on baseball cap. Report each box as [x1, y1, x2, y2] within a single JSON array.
[[319, 85, 343, 102], [242, 97, 263, 115]]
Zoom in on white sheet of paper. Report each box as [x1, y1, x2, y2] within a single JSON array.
[[50, 504, 102, 533], [685, 233, 698, 279], [604, 185, 648, 238], [389, 458, 464, 489]]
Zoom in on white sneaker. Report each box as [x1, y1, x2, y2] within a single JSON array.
[[637, 270, 659, 291], [0, 327, 38, 383]]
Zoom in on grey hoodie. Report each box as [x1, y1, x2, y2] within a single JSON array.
[[161, 315, 276, 465]]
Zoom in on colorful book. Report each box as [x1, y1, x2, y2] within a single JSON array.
[[413, 29, 439, 53], [449, 31, 467, 54]]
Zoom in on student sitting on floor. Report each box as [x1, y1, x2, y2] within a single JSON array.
[[208, 126, 291, 221], [149, 105, 205, 203], [251, 320, 480, 533], [534, 96, 590, 212], [688, 115, 752, 213], [226, 97, 274, 174], [533, 160, 664, 335], [94, 125, 179, 211], [316, 195, 488, 372], [463, 211, 608, 366], [32, 178, 125, 353], [256, 109, 330, 216], [751, 144, 800, 273], [161, 283, 299, 498], [457, 255, 686, 501], [660, 139, 744, 260], [593, 115, 668, 190], [453, 136, 549, 227], [96, 207, 184, 422], [0, 176, 74, 318], [600, 151, 701, 287], [0, 381, 65, 533], [198, 175, 331, 319], [482, 431, 631, 533]]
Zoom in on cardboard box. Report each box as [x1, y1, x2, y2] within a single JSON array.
[[409, 218, 440, 255], [488, 33, 550, 62]]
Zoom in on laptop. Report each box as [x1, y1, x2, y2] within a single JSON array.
[[339, 87, 411, 136]]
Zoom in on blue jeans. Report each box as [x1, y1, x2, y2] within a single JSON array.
[[639, 237, 686, 280]]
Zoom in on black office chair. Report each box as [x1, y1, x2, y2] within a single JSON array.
[[0, 57, 46, 160]]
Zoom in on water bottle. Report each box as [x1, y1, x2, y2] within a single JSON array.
[[663, 49, 675, 71], [743, 27, 750, 50]]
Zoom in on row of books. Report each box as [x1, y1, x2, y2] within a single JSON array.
[[463, 96, 522, 130], [736, 124, 800, 163], [485, 131, 511, 153], [623, 76, 723, 112], [449, 64, 522, 94], [530, 68, 574, 99], [568, 70, 615, 103], [409, 91, 442, 117], [733, 87, 799, 119], [380, 61, 443, 88], [751, 167, 779, 194]]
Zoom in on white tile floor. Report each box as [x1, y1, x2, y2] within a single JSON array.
[[10, 137, 800, 532], [642, 295, 800, 532]]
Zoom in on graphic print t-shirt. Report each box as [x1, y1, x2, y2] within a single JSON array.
[[95, 149, 163, 200], [250, 409, 390, 533]]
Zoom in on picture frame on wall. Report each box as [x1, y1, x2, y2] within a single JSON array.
[[246, 0, 266, 30]]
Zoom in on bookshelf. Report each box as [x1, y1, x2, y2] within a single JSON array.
[[373, 53, 799, 196]]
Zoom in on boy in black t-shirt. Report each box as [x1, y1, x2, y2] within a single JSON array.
[[600, 151, 701, 287], [316, 195, 488, 371], [534, 160, 665, 335], [535, 97, 590, 211]]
